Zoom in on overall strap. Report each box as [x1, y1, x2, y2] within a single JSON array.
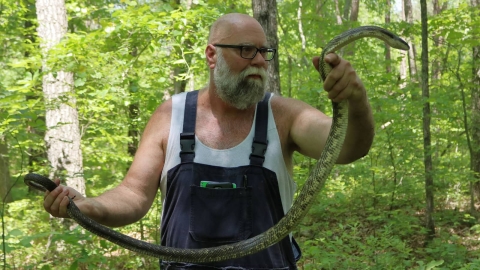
[[179, 90, 199, 163], [250, 92, 272, 166]]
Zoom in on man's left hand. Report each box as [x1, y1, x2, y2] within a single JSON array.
[[312, 53, 366, 103]]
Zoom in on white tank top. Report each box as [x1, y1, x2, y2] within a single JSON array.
[[160, 91, 296, 215]]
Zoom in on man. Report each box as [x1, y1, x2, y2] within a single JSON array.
[[43, 13, 374, 269]]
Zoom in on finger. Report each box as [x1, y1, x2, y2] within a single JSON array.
[[331, 85, 353, 102], [59, 196, 71, 217], [323, 62, 346, 92], [43, 185, 62, 207], [50, 187, 69, 216], [328, 78, 351, 101], [324, 53, 341, 67]]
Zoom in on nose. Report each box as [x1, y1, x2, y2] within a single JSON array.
[[250, 51, 268, 68]]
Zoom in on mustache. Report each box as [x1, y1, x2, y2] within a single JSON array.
[[242, 67, 267, 81]]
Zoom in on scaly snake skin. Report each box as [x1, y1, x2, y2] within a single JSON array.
[[24, 26, 409, 263]]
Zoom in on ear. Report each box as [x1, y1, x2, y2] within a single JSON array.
[[205, 44, 216, 70]]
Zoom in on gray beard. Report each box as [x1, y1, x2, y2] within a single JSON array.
[[213, 51, 268, 110]]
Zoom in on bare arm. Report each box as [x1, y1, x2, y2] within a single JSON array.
[[44, 100, 172, 227], [285, 53, 374, 164]]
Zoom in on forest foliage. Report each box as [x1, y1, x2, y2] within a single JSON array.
[[1, 0, 480, 269]]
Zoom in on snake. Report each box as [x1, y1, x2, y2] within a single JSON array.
[[24, 26, 409, 263]]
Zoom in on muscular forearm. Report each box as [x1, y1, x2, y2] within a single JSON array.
[[337, 92, 375, 164], [81, 184, 151, 227]]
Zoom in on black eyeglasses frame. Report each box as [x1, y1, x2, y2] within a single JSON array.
[[213, 44, 277, 61]]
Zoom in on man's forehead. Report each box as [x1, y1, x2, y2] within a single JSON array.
[[209, 14, 266, 44], [216, 27, 268, 46]]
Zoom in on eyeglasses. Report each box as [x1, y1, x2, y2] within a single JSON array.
[[213, 44, 277, 61]]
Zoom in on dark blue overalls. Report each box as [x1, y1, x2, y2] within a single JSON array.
[[160, 91, 300, 269]]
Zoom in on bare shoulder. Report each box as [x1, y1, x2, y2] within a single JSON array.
[[142, 98, 172, 148], [125, 98, 173, 183]]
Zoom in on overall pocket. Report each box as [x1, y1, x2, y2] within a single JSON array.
[[189, 185, 252, 243]]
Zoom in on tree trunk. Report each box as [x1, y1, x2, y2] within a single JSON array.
[[36, 0, 85, 195], [334, 0, 343, 25], [297, 0, 309, 66], [385, 0, 392, 73], [344, 0, 359, 56], [350, 0, 360, 21], [128, 97, 140, 161], [431, 0, 447, 81], [252, 0, 281, 95], [420, 0, 435, 243], [404, 0, 419, 85], [471, 0, 480, 209], [0, 135, 12, 203], [343, 0, 352, 20], [399, 0, 408, 88], [315, 1, 326, 49]]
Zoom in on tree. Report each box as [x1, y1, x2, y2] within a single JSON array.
[[0, 135, 12, 203], [431, 0, 447, 81], [36, 0, 85, 194], [420, 0, 435, 243], [385, 0, 392, 73], [252, 0, 281, 95], [404, 0, 419, 86], [350, 0, 360, 21], [471, 0, 480, 207], [344, 0, 359, 56]]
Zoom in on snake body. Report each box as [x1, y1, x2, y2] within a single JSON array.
[[24, 26, 409, 263]]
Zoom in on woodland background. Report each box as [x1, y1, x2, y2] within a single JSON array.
[[1, 0, 480, 269]]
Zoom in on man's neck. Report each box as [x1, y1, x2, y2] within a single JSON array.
[[200, 86, 256, 119]]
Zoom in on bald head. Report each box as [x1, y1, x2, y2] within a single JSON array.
[[208, 13, 266, 45]]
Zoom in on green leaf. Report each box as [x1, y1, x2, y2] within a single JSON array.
[[426, 260, 444, 270], [74, 78, 86, 87], [69, 260, 79, 270], [172, 59, 186, 64]]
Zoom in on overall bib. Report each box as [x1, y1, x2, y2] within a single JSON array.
[[160, 91, 300, 269]]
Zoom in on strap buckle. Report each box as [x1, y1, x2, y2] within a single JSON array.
[[249, 140, 268, 164], [180, 132, 195, 155]]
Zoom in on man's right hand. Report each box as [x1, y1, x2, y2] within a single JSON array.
[[43, 179, 86, 218]]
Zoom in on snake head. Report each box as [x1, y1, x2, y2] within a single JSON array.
[[24, 173, 58, 192]]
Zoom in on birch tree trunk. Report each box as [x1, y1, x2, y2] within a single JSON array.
[[252, 0, 281, 95], [297, 0, 309, 66], [399, 0, 408, 88], [334, 0, 343, 25], [36, 0, 85, 195], [404, 0, 418, 84], [385, 0, 392, 73]]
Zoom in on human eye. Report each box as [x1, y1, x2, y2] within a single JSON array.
[[259, 48, 269, 54], [242, 46, 255, 53], [241, 46, 256, 58]]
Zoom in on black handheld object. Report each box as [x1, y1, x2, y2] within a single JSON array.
[[24, 173, 58, 192]]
